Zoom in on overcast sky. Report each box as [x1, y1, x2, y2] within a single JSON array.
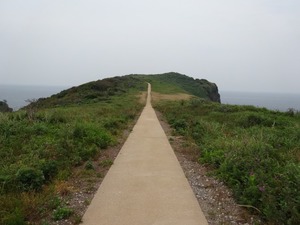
[[1, 0, 299, 93]]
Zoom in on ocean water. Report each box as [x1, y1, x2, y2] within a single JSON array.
[[1, 85, 300, 112], [0, 85, 69, 111], [220, 91, 300, 112]]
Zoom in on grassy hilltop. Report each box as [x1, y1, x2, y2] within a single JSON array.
[[0, 72, 219, 224], [30, 72, 220, 109], [0, 72, 298, 224]]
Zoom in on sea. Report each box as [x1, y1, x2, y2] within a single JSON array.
[[0, 85, 69, 111], [220, 91, 300, 112], [1, 85, 300, 112]]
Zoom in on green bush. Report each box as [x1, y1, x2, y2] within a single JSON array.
[[172, 119, 188, 135], [103, 117, 126, 133], [52, 206, 73, 220], [99, 159, 113, 168], [16, 167, 45, 191], [85, 160, 95, 170], [1, 208, 26, 225], [73, 123, 113, 148], [48, 111, 67, 124], [40, 160, 58, 182]]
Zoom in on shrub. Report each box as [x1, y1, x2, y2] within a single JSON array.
[[172, 119, 188, 135], [48, 111, 67, 124], [32, 123, 49, 135], [40, 160, 58, 182], [99, 159, 113, 168], [16, 167, 45, 191], [1, 208, 26, 225], [0, 100, 13, 112], [103, 117, 126, 131], [73, 123, 113, 149], [238, 113, 273, 128], [78, 145, 99, 161], [52, 206, 73, 220], [85, 161, 94, 170]]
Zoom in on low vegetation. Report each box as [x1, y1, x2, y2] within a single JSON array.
[[0, 76, 147, 224], [5, 72, 294, 224], [0, 72, 219, 224], [155, 98, 300, 224], [137, 72, 220, 102]]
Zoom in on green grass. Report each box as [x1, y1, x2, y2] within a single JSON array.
[[155, 99, 300, 225], [139, 76, 186, 94], [0, 78, 146, 224], [0, 72, 220, 224], [135, 72, 220, 102]]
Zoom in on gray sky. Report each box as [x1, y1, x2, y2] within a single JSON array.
[[1, 0, 299, 93]]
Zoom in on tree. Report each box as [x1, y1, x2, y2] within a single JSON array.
[[0, 100, 13, 112]]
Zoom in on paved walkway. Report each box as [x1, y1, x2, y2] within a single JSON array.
[[81, 84, 208, 225]]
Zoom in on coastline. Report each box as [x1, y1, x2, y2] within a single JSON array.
[[220, 90, 300, 111], [0, 85, 69, 110]]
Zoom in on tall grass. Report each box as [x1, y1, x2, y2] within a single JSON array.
[[155, 99, 300, 225]]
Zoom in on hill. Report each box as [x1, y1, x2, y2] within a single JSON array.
[[27, 72, 220, 109], [137, 72, 220, 102], [1, 72, 298, 224], [0, 72, 220, 224]]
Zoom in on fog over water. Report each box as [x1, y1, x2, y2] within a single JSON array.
[[0, 85, 68, 110]]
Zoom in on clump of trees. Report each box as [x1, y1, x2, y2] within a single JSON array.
[[0, 100, 12, 112]]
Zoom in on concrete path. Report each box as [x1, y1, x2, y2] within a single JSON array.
[[81, 84, 208, 225]]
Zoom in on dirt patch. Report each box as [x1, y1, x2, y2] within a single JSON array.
[[155, 110, 263, 225], [151, 92, 193, 104], [138, 91, 147, 104]]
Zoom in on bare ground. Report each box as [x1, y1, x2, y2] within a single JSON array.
[[151, 92, 193, 102]]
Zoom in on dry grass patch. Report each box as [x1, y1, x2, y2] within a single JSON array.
[[137, 91, 147, 104], [151, 92, 193, 104], [55, 181, 74, 196]]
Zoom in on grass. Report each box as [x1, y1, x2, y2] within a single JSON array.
[[0, 73, 221, 224], [135, 72, 220, 102], [155, 99, 300, 225], [141, 76, 186, 94], [0, 77, 147, 224]]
